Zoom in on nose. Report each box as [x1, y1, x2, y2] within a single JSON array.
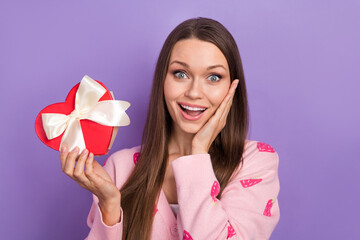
[[184, 78, 203, 99]]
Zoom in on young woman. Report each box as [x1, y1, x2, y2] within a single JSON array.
[[60, 17, 280, 240]]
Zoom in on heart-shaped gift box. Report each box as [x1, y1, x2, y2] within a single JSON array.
[[35, 75, 130, 155]]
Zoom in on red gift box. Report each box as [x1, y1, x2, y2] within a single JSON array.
[[35, 75, 130, 155]]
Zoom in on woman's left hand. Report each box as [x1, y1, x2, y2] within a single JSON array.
[[191, 79, 239, 154]]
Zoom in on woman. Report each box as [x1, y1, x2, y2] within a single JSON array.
[[60, 17, 280, 240]]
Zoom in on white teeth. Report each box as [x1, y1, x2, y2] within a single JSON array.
[[181, 104, 206, 111]]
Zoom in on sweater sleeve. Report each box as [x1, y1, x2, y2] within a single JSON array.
[[84, 154, 124, 240], [172, 143, 280, 240]]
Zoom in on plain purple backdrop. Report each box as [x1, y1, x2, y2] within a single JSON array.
[[1, 0, 359, 239]]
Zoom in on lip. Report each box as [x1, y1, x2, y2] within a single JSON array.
[[177, 102, 207, 121], [177, 102, 207, 109]]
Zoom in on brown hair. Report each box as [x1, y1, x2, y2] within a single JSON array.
[[120, 17, 249, 240]]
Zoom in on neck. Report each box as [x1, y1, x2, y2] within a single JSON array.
[[168, 125, 194, 157]]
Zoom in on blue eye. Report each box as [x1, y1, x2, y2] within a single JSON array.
[[208, 74, 221, 82], [174, 71, 188, 79]]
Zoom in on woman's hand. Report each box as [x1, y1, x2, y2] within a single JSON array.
[[60, 146, 121, 225], [191, 79, 239, 154]]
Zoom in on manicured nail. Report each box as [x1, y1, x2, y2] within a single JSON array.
[[72, 147, 79, 153], [82, 149, 88, 155], [60, 146, 66, 153]]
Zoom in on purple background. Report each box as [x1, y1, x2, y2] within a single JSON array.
[[1, 0, 359, 239]]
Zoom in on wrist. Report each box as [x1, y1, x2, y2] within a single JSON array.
[[98, 193, 121, 211], [98, 196, 122, 226], [191, 139, 209, 155], [191, 146, 208, 155]]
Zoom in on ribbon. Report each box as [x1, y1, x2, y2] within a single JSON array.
[[41, 75, 130, 153]]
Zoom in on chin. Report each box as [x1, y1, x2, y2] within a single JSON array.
[[177, 122, 204, 135]]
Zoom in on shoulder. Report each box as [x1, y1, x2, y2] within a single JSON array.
[[243, 140, 279, 162], [103, 145, 141, 188], [232, 140, 279, 179]]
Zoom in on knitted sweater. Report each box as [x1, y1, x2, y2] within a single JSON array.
[[85, 140, 280, 240]]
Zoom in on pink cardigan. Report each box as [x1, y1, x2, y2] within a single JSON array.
[[85, 140, 280, 240]]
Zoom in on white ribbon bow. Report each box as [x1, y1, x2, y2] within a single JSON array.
[[41, 75, 130, 153]]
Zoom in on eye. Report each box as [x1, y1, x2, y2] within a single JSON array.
[[208, 74, 222, 82], [174, 71, 188, 79]]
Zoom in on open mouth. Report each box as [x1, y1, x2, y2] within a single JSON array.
[[178, 103, 207, 119]]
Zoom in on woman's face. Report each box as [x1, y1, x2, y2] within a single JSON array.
[[164, 38, 231, 135]]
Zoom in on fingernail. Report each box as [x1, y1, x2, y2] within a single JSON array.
[[60, 146, 66, 153], [89, 152, 94, 158], [82, 149, 88, 155], [72, 147, 79, 153]]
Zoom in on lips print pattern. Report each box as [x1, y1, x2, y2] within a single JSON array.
[[211, 181, 220, 203], [183, 230, 193, 240], [133, 152, 140, 165], [227, 224, 236, 239], [240, 178, 263, 188], [153, 206, 158, 216], [263, 199, 275, 217], [257, 142, 275, 153]]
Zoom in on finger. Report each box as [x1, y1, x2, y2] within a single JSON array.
[[204, 79, 239, 132], [85, 153, 100, 182], [85, 153, 103, 182], [220, 80, 239, 120], [217, 80, 239, 114], [225, 79, 239, 102], [85, 152, 94, 175], [85, 153, 106, 185], [63, 146, 79, 177], [73, 149, 91, 185], [219, 103, 232, 128], [60, 145, 68, 171], [74, 149, 88, 177]]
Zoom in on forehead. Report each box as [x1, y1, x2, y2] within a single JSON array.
[[169, 38, 229, 70]]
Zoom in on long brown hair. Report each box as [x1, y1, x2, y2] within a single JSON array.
[[120, 17, 249, 240]]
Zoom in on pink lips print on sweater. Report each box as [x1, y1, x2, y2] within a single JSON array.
[[257, 142, 275, 153], [240, 178, 263, 188], [227, 224, 236, 238], [263, 199, 275, 217], [183, 230, 193, 240], [133, 152, 140, 165], [211, 181, 220, 203]]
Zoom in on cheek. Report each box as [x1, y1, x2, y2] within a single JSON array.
[[164, 78, 173, 103], [163, 77, 179, 110], [208, 84, 230, 107]]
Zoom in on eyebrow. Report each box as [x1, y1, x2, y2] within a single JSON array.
[[169, 60, 227, 71]]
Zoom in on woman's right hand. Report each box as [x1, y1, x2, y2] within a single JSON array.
[[60, 145, 122, 225]]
